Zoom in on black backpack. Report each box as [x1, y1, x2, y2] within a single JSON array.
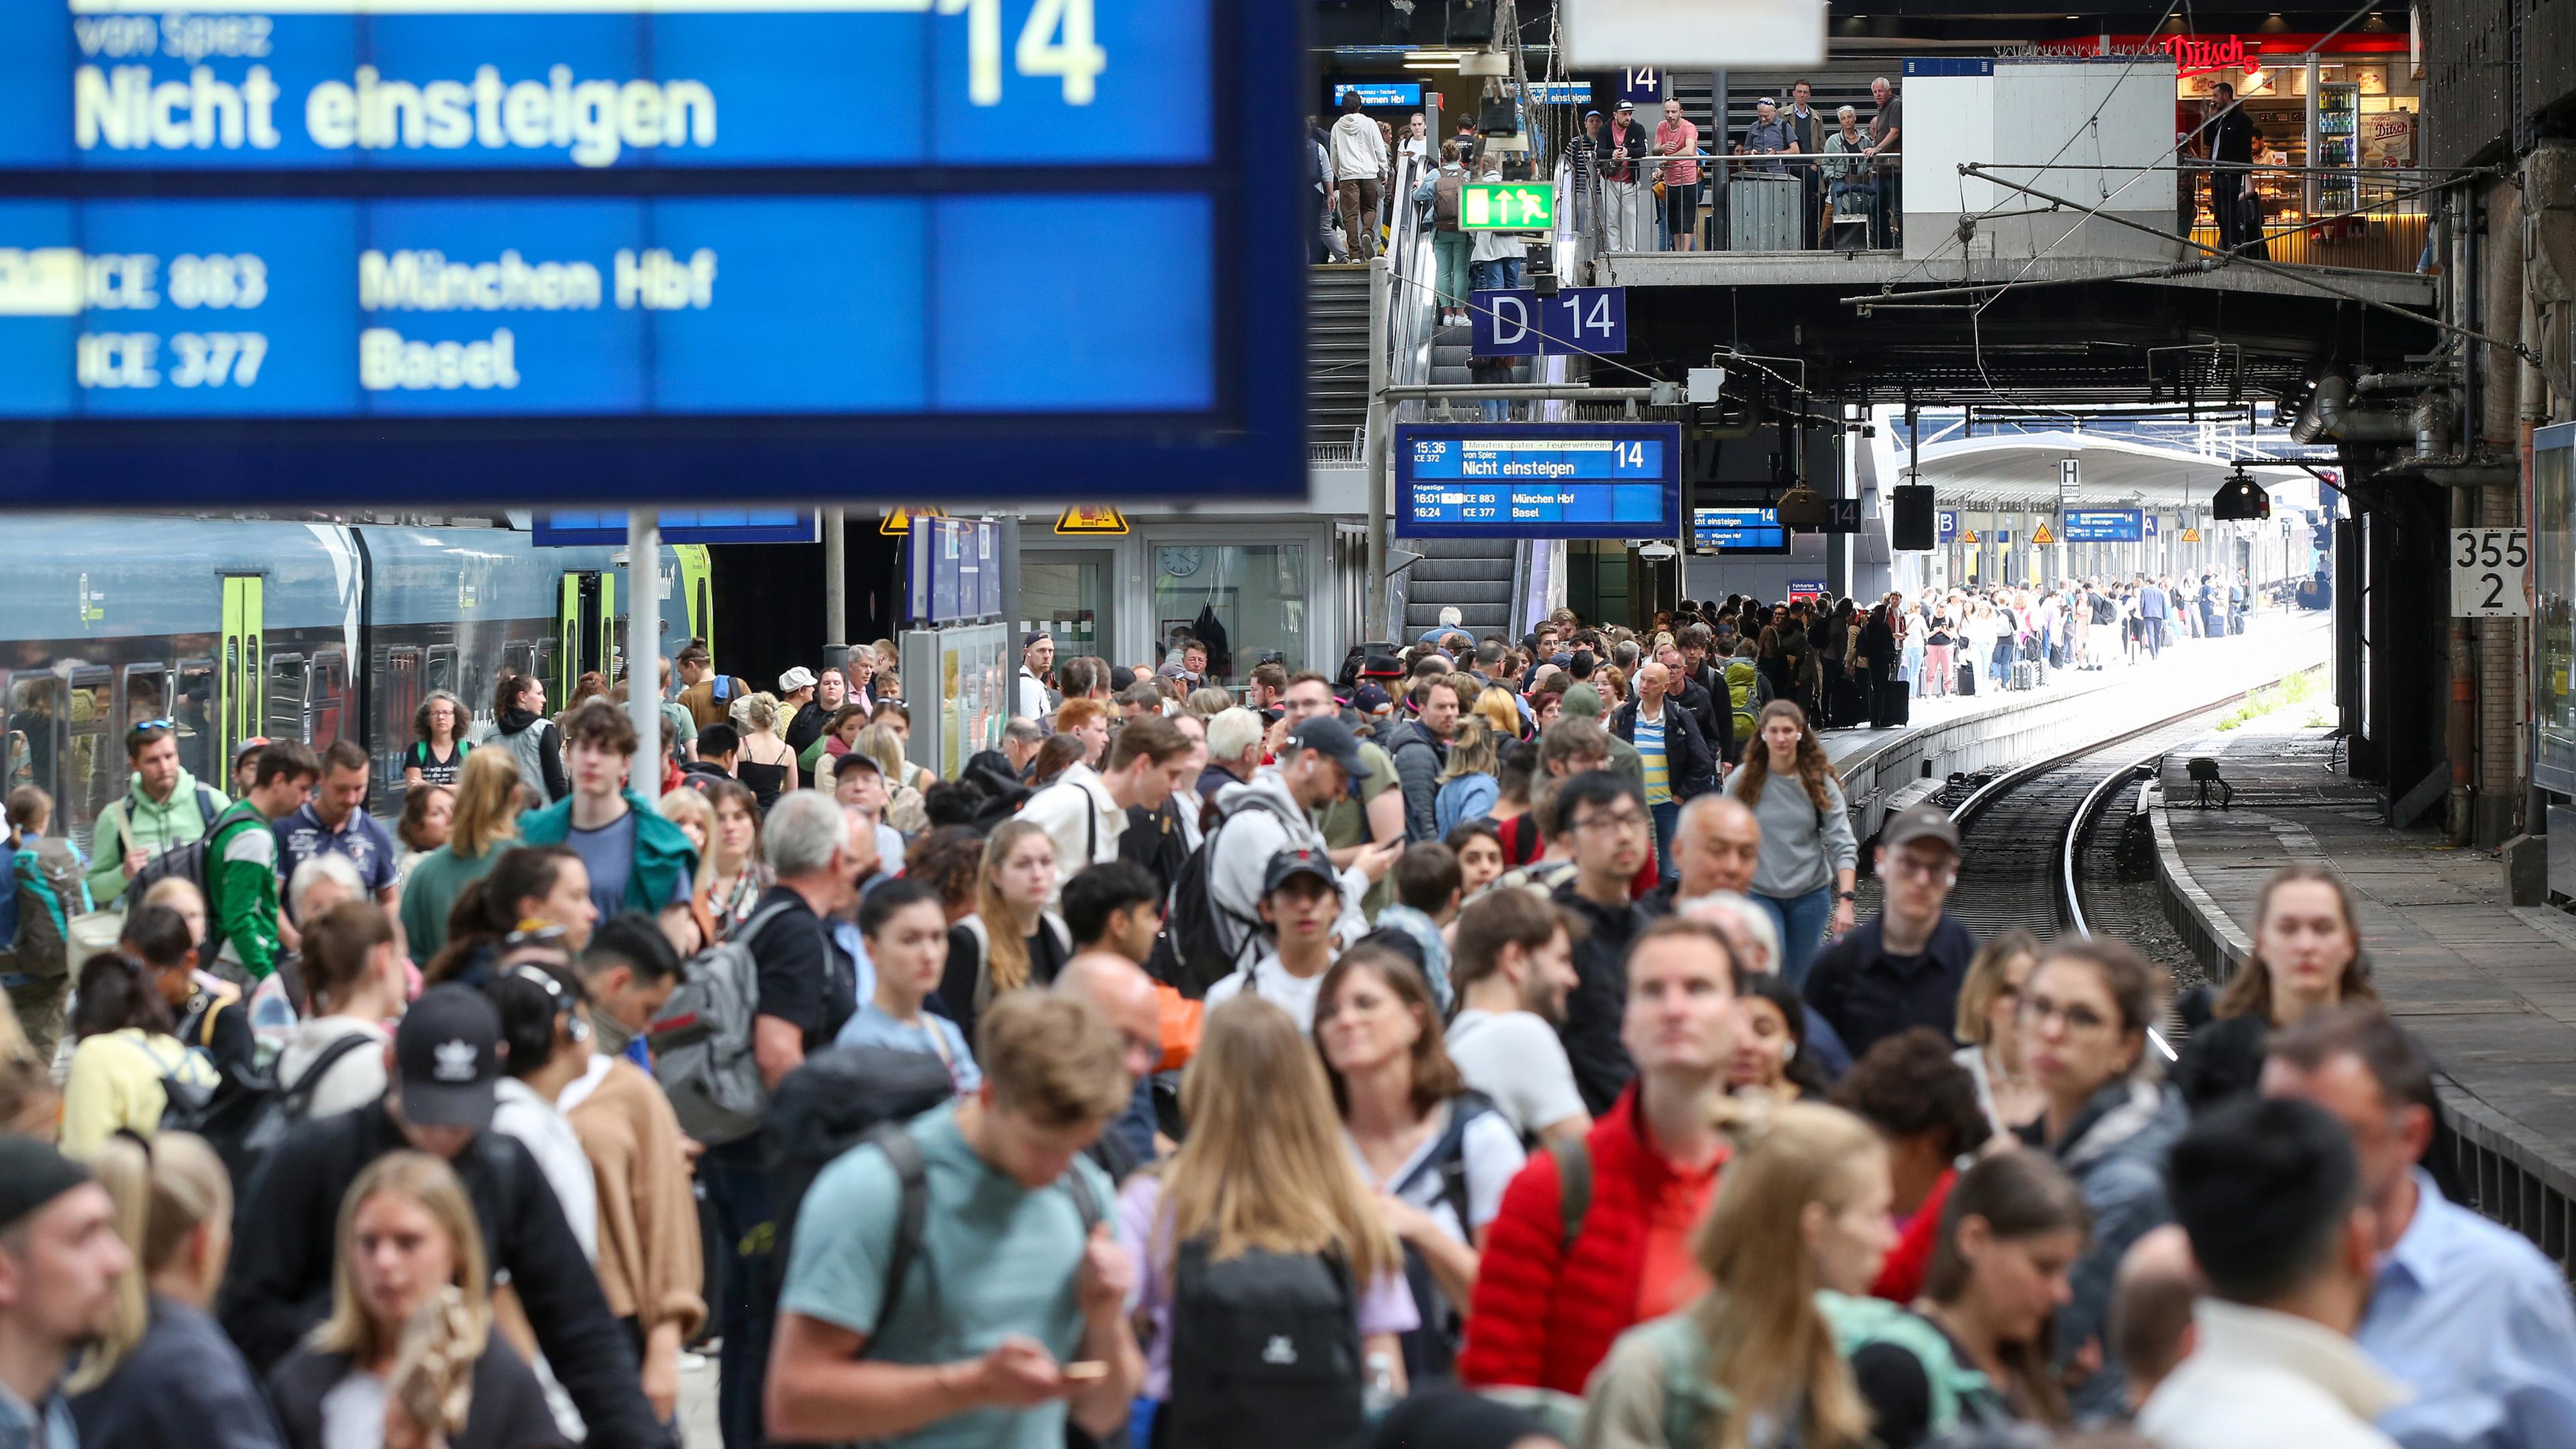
[[1167, 1239, 1364, 1449], [1152, 794, 1293, 1000], [761, 1045, 959, 1287], [123, 786, 237, 900], [1388, 1092, 1499, 1384], [164, 1026, 375, 1187]]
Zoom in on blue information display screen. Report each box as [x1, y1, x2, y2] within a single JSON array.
[[9, 2, 1208, 169], [0, 0, 1301, 508], [0, 195, 1212, 417], [2061, 508, 2143, 542], [1395, 423, 1680, 539], [1692, 506, 1788, 553]]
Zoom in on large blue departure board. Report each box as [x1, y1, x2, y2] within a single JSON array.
[[0, 0, 1301, 508], [2061, 508, 2144, 543], [1395, 423, 1681, 539]]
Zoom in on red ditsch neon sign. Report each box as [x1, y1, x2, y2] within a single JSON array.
[[2159, 34, 2257, 76]]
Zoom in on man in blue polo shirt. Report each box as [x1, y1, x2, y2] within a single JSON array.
[[273, 739, 399, 941]]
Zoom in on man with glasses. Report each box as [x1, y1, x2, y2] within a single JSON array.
[[1275, 671, 1405, 913], [1552, 771, 1658, 1116], [85, 718, 228, 908], [1802, 804, 1978, 1060]]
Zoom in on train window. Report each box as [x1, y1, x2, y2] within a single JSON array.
[[121, 663, 168, 729], [266, 654, 309, 743], [174, 660, 216, 784], [66, 667, 114, 856], [3, 674, 58, 805], [502, 641, 535, 686], [380, 647, 421, 783], [309, 651, 349, 749], [426, 645, 457, 699], [535, 638, 559, 701]]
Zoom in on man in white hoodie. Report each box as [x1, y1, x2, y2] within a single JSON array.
[[1329, 90, 1389, 262], [1205, 716, 1397, 975]]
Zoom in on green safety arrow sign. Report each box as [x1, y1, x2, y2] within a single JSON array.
[[1461, 181, 1557, 231]]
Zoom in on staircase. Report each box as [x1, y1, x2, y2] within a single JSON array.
[[1397, 318, 1525, 643], [1308, 264, 1373, 453]]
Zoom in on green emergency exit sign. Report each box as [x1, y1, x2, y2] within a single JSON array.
[[1460, 181, 1556, 231]]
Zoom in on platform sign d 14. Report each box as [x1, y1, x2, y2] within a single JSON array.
[[1471, 288, 1625, 358], [2452, 528, 2530, 617], [1461, 182, 1556, 231]]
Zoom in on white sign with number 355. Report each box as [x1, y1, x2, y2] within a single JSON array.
[[2451, 528, 2530, 617]]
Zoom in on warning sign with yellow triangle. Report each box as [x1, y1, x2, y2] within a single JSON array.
[[1960, 529, 1980, 543], [1055, 506, 1129, 535], [881, 505, 948, 536], [2032, 523, 2055, 545], [2180, 527, 2202, 542]]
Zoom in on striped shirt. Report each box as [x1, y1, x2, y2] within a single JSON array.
[[1634, 709, 1672, 805]]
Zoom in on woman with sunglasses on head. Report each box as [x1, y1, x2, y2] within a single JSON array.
[[2015, 936, 2182, 1419]]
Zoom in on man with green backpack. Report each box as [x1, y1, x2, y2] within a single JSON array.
[[84, 720, 227, 910]]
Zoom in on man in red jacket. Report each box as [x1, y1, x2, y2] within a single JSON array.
[[1458, 917, 1739, 1396]]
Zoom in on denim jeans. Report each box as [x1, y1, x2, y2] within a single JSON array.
[[1468, 257, 1523, 293], [1650, 798, 1680, 886], [1755, 883, 1833, 989], [702, 1137, 780, 1449]]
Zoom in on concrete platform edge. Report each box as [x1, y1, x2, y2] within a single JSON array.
[[2149, 759, 2576, 1242]]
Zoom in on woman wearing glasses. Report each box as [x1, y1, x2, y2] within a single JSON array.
[[2015, 936, 2182, 1420]]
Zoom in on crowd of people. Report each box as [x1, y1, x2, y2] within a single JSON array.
[[0, 598, 2561, 1449]]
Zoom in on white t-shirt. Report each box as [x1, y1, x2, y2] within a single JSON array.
[[1203, 953, 1330, 1032], [319, 1371, 389, 1449], [1444, 1009, 1589, 1140], [1347, 1101, 1526, 1248]]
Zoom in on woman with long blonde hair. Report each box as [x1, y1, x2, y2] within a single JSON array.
[[936, 820, 1069, 1046], [729, 691, 796, 814], [66, 1132, 276, 1446], [1472, 685, 1523, 743], [1724, 700, 1858, 987], [266, 1152, 564, 1449], [1580, 1102, 1894, 1449], [1434, 716, 1502, 837], [1119, 996, 1417, 1443], [400, 746, 526, 969]]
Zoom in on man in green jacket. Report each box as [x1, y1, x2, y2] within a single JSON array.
[[205, 741, 319, 983], [517, 700, 698, 927], [85, 721, 229, 908]]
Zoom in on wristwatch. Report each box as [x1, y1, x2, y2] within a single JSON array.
[[1836, 890, 1859, 901]]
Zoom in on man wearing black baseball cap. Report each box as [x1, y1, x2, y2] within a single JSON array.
[[1205, 716, 1394, 981], [0, 1140, 126, 1447], [1203, 848, 1347, 1030], [222, 985, 667, 1448], [1801, 803, 1978, 1060]]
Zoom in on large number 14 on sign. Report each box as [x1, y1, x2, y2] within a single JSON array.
[[945, 0, 1106, 106]]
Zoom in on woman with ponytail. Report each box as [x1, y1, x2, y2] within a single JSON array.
[[68, 1131, 284, 1449]]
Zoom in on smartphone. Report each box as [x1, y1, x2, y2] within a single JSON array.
[[1061, 1361, 1110, 1383]]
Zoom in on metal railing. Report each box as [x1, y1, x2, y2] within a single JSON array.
[[1564, 148, 1903, 256], [2176, 160, 2434, 276]]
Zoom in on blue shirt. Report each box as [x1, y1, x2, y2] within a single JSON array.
[[835, 1001, 981, 1093], [272, 802, 398, 916], [2357, 1168, 2576, 1449], [0, 1382, 76, 1449], [564, 810, 637, 928]]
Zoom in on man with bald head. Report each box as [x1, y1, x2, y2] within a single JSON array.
[[2112, 1223, 2203, 1414], [1648, 793, 1762, 912], [1055, 951, 1166, 1178], [1609, 660, 1715, 888]]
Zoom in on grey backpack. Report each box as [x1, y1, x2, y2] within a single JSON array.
[[650, 898, 812, 1145]]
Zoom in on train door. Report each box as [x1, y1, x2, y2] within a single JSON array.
[[558, 571, 608, 700], [219, 575, 264, 780]]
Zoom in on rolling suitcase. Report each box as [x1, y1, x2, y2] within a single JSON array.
[[1956, 660, 1977, 696], [1878, 679, 1911, 727], [2011, 659, 2038, 692]]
